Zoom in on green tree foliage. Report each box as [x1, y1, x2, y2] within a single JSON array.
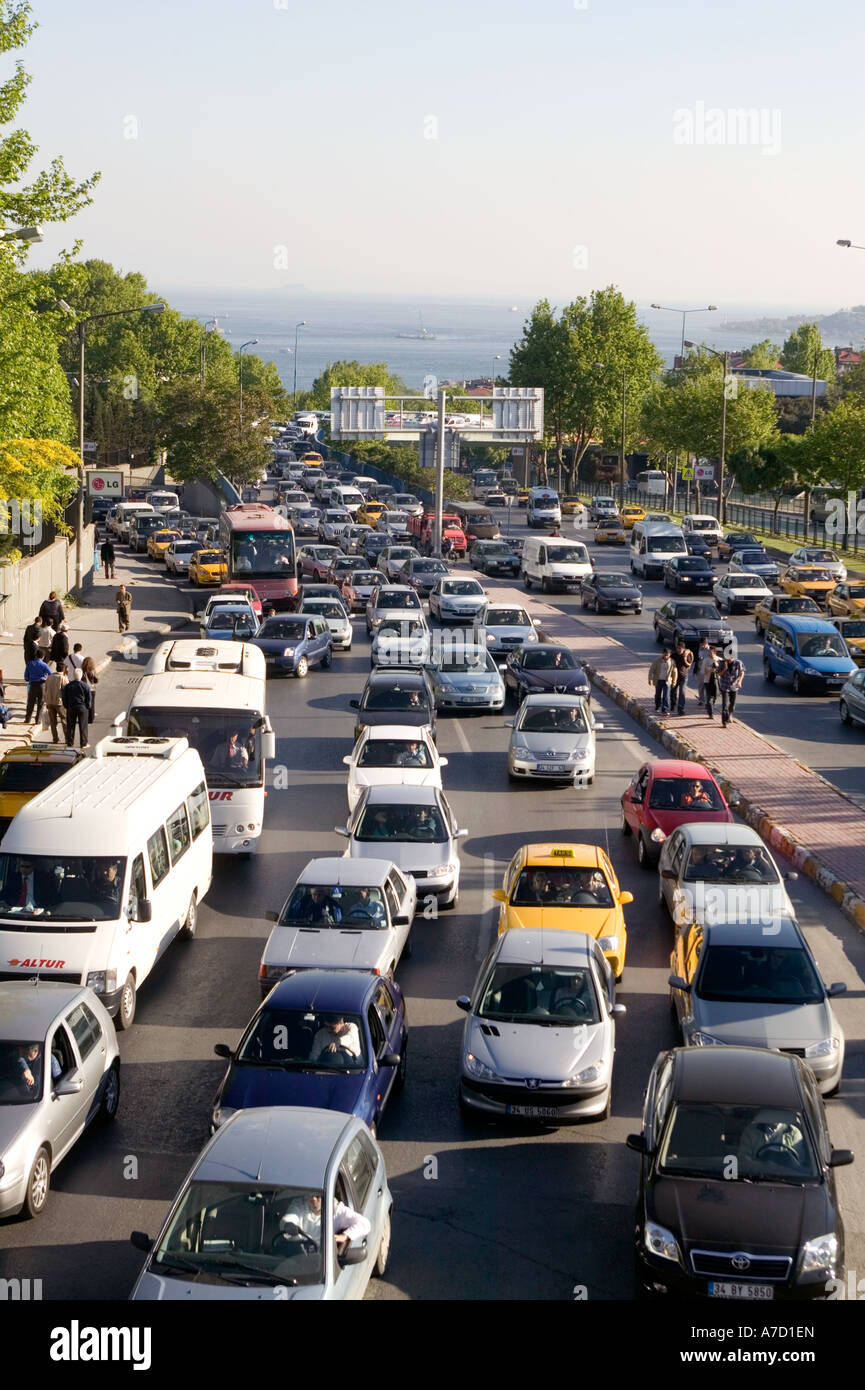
[[303, 360, 411, 412], [800, 397, 865, 492], [157, 380, 274, 487], [642, 365, 778, 464], [779, 322, 835, 383], [743, 339, 780, 368]]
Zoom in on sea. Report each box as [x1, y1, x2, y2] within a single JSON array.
[[164, 288, 819, 395]]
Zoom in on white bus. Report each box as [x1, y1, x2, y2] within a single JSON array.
[[635, 470, 668, 497], [0, 736, 213, 1029], [121, 641, 275, 856]]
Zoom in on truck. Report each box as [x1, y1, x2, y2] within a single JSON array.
[[408, 508, 468, 556]]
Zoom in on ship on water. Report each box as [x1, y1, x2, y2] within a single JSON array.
[[398, 310, 436, 340]]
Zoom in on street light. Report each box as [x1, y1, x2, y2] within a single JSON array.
[[200, 317, 223, 384], [238, 339, 259, 436], [651, 303, 719, 362], [836, 239, 865, 250], [594, 361, 628, 507], [0, 225, 43, 244], [293, 321, 307, 408], [684, 339, 730, 524]]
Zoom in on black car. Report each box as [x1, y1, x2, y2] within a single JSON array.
[[363, 533, 390, 564], [503, 644, 591, 704], [350, 666, 438, 742], [628, 1046, 852, 1300], [469, 540, 521, 577], [653, 600, 733, 653], [580, 570, 642, 614], [663, 556, 715, 593], [685, 534, 714, 562], [718, 531, 759, 563]]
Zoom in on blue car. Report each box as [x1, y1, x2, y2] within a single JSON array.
[[200, 605, 258, 642], [210, 970, 407, 1134], [250, 613, 333, 677], [763, 613, 857, 694]]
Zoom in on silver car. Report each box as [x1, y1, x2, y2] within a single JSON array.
[[319, 509, 353, 543], [300, 599, 352, 650], [668, 918, 845, 1094], [165, 539, 202, 576], [506, 693, 602, 784], [728, 548, 780, 585], [457, 929, 624, 1122], [130, 1107, 393, 1299], [429, 577, 488, 623], [345, 525, 375, 555], [790, 547, 847, 584], [658, 823, 798, 928], [839, 667, 865, 727], [370, 617, 431, 668], [365, 585, 424, 635], [426, 644, 506, 712], [378, 545, 421, 582], [0, 982, 120, 1219], [338, 784, 466, 909], [480, 603, 540, 655]]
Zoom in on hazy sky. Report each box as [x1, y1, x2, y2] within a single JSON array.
[[20, 0, 865, 308]]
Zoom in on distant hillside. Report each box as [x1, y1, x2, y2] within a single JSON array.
[[727, 305, 865, 343]]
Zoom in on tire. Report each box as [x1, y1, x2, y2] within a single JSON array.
[[621, 809, 632, 837], [116, 974, 136, 1031], [24, 1146, 50, 1219], [321, 648, 333, 668], [763, 659, 775, 683], [541, 576, 550, 594], [98, 1061, 120, 1124], [840, 699, 852, 726], [295, 655, 309, 679], [373, 1210, 391, 1278], [524, 572, 532, 590], [792, 671, 801, 695], [654, 624, 662, 644], [179, 893, 197, 941], [637, 836, 654, 871]]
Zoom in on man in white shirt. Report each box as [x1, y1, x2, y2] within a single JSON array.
[[280, 1193, 371, 1250], [64, 643, 85, 677], [310, 1016, 362, 1063]]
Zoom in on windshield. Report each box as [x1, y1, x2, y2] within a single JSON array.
[[846, 586, 865, 598], [363, 684, 428, 712], [521, 648, 577, 670], [0, 1040, 50, 1103], [303, 603, 347, 620], [647, 536, 687, 553], [0, 854, 127, 923], [0, 761, 75, 793], [437, 652, 496, 674], [230, 531, 296, 579], [487, 609, 530, 626], [258, 619, 307, 640], [674, 604, 718, 620], [778, 597, 819, 612], [798, 634, 847, 658], [648, 777, 723, 811], [839, 620, 865, 637], [683, 845, 778, 884], [238, 1009, 368, 1069], [479, 964, 601, 1025], [729, 575, 765, 588], [739, 550, 770, 563], [803, 551, 837, 563], [481, 544, 512, 557], [659, 1104, 818, 1182], [511, 866, 613, 907], [206, 612, 257, 635], [547, 546, 587, 563], [355, 803, 446, 842], [376, 591, 420, 609], [675, 558, 710, 572], [442, 581, 484, 595], [127, 708, 263, 787], [152, 1181, 325, 1287], [352, 572, 381, 586], [518, 706, 588, 733], [358, 739, 432, 768], [596, 574, 634, 588], [411, 561, 446, 575], [196, 552, 223, 565], [792, 568, 832, 582], [698, 945, 823, 1005], [688, 519, 716, 531], [280, 884, 388, 928]]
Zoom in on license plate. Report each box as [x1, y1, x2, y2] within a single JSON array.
[[506, 1105, 559, 1118], [461, 696, 487, 704], [537, 764, 569, 773], [708, 1282, 774, 1300], [827, 681, 843, 688]]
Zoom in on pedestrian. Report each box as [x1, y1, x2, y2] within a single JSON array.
[[719, 654, 745, 727], [49, 622, 70, 669], [61, 670, 90, 749], [648, 647, 677, 716], [24, 652, 51, 724], [23, 616, 43, 664], [64, 643, 85, 678], [43, 667, 66, 741], [82, 655, 99, 725], [703, 647, 720, 720], [671, 639, 694, 715], [39, 591, 65, 629], [100, 536, 116, 580], [115, 583, 132, 633], [0, 679, 9, 729], [35, 619, 55, 658], [694, 636, 711, 705]]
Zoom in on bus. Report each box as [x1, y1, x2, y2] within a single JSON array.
[[217, 503, 297, 610], [635, 470, 668, 497], [122, 640, 276, 857], [442, 500, 499, 540], [472, 469, 499, 499]]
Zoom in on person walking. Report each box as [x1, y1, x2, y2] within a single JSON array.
[[115, 584, 133, 633], [39, 591, 65, 629], [703, 648, 720, 720], [694, 636, 711, 705], [23, 616, 43, 664], [64, 642, 85, 678], [0, 680, 9, 730], [49, 622, 70, 670], [100, 536, 116, 580], [24, 653, 51, 724], [43, 667, 66, 742], [648, 647, 677, 716], [671, 640, 694, 715], [82, 655, 99, 726], [61, 671, 91, 748], [719, 654, 745, 727], [35, 619, 55, 658]]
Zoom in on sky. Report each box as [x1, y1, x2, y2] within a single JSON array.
[[17, 0, 865, 310]]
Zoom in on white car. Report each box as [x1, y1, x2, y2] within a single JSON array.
[[259, 857, 417, 989], [682, 514, 723, 547], [370, 617, 431, 668], [657, 823, 798, 929], [165, 539, 204, 576], [380, 510, 412, 540], [319, 509, 353, 543], [506, 693, 601, 784], [343, 725, 447, 812], [479, 604, 540, 655], [336, 785, 467, 910], [789, 547, 848, 584], [713, 571, 773, 614], [299, 599, 352, 650], [378, 545, 421, 582], [428, 577, 488, 623]]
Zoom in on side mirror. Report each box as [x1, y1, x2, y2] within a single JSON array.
[[262, 730, 276, 761], [134, 900, 153, 923], [785, 871, 799, 882], [334, 826, 350, 837], [54, 1073, 84, 1096], [130, 1231, 153, 1254], [660, 869, 677, 880], [264, 909, 279, 923], [379, 1051, 402, 1067], [532, 617, 542, 627], [626, 1133, 648, 1155], [611, 1002, 627, 1016], [491, 888, 506, 903], [456, 995, 471, 1012], [828, 982, 847, 998], [338, 1238, 368, 1267], [618, 891, 634, 906], [668, 975, 691, 993], [213, 1043, 232, 1059], [829, 1149, 855, 1166], [349, 699, 360, 709], [342, 755, 352, 766]]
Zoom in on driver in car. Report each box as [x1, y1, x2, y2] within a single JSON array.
[[310, 1015, 362, 1062], [278, 1192, 372, 1252]]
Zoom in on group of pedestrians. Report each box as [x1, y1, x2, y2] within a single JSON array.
[[649, 637, 744, 726], [21, 591, 99, 748]]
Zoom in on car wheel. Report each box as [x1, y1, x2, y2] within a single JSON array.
[[179, 893, 197, 941], [24, 1146, 51, 1219], [792, 671, 802, 695], [373, 1210, 392, 1278], [523, 572, 531, 590], [98, 1061, 121, 1123], [637, 835, 654, 871], [654, 624, 662, 644], [295, 655, 309, 679], [621, 808, 632, 837], [116, 974, 136, 1030], [763, 659, 775, 683], [840, 699, 852, 725], [321, 648, 333, 668]]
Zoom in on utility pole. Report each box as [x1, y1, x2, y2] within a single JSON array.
[[719, 350, 729, 526], [433, 388, 447, 557], [619, 365, 627, 508]]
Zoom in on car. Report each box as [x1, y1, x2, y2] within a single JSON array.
[[300, 598, 353, 651], [594, 517, 627, 545], [428, 577, 488, 624], [259, 857, 417, 987], [344, 524, 375, 555], [357, 500, 388, 528], [479, 603, 540, 654], [128, 514, 165, 552], [621, 759, 735, 870], [220, 583, 263, 617], [717, 531, 759, 562], [290, 508, 323, 539], [350, 667, 438, 742], [827, 582, 865, 617], [653, 600, 733, 654], [728, 547, 780, 585], [0, 982, 120, 1219], [516, 489, 530, 508], [146, 528, 182, 561], [391, 493, 423, 518], [249, 613, 333, 677], [713, 571, 774, 614], [403, 557, 450, 597], [378, 510, 412, 541], [662, 556, 714, 593], [492, 843, 632, 981], [643, 512, 673, 524], [468, 540, 521, 577], [297, 582, 344, 608], [199, 604, 258, 642], [164, 539, 202, 577], [343, 725, 446, 812], [366, 585, 424, 635], [754, 593, 822, 635], [830, 616, 865, 667], [681, 514, 723, 547], [277, 489, 308, 509], [129, 1107, 394, 1299], [763, 614, 857, 693], [328, 555, 366, 589], [426, 644, 506, 713], [779, 565, 837, 604], [589, 496, 618, 522], [210, 971, 407, 1133], [506, 694, 601, 784], [839, 668, 865, 726], [362, 532, 390, 564], [668, 918, 845, 1094], [619, 505, 646, 529], [561, 495, 588, 518], [336, 785, 466, 910], [297, 545, 343, 584], [684, 533, 714, 562], [370, 617, 430, 668], [378, 545, 421, 582], [456, 929, 625, 1124], [657, 823, 797, 928], [579, 570, 643, 614], [789, 547, 847, 584], [340, 569, 383, 613], [319, 509, 353, 544], [0, 746, 82, 841], [628, 1046, 853, 1300], [189, 544, 229, 583], [502, 643, 591, 704], [485, 490, 507, 508]]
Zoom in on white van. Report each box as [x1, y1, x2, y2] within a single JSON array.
[[681, 513, 723, 547], [527, 487, 562, 529], [295, 414, 319, 438], [0, 737, 213, 1030], [330, 485, 364, 516], [143, 639, 266, 679], [148, 490, 181, 511], [630, 522, 687, 578], [111, 501, 154, 541], [522, 535, 592, 592]]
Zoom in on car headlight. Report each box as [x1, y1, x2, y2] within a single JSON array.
[[572, 1061, 604, 1084], [486, 632, 496, 642], [211, 1106, 237, 1130], [262, 964, 286, 982], [644, 1221, 682, 1265], [512, 743, 532, 759], [691, 1031, 726, 1046], [428, 863, 456, 879], [803, 667, 821, 676], [650, 827, 666, 843], [805, 1037, 840, 1059], [597, 935, 619, 953], [86, 969, 117, 994], [800, 1233, 838, 1275], [282, 646, 296, 657], [464, 1052, 501, 1082]]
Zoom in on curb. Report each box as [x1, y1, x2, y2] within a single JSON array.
[[583, 659, 865, 937]]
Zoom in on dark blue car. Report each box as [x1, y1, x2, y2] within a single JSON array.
[[210, 970, 407, 1135], [503, 643, 591, 704], [249, 613, 332, 677]]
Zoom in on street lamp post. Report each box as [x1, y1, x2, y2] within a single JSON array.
[[651, 303, 719, 362], [685, 339, 730, 525], [0, 225, 43, 245], [593, 361, 628, 507], [293, 321, 307, 408], [200, 318, 221, 384], [238, 339, 259, 437]]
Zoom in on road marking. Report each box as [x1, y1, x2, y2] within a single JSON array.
[[453, 718, 472, 754]]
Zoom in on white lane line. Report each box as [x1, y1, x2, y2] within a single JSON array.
[[452, 718, 472, 754]]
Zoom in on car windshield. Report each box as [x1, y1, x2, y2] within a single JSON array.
[[675, 559, 710, 572], [597, 574, 634, 588], [377, 592, 420, 609], [303, 603, 346, 620], [727, 535, 756, 546], [521, 648, 577, 670], [152, 1181, 325, 1286], [798, 634, 847, 658], [259, 619, 307, 640], [0, 853, 127, 923], [698, 945, 823, 1005], [363, 686, 428, 712], [659, 1104, 819, 1183], [355, 803, 447, 842], [487, 609, 531, 626], [648, 777, 723, 811], [0, 1040, 49, 1104], [237, 1009, 369, 1069], [847, 586, 865, 598], [778, 597, 819, 612], [792, 568, 832, 582], [803, 551, 837, 563], [730, 575, 766, 588], [442, 581, 484, 595], [412, 561, 446, 575], [511, 866, 613, 907], [674, 604, 718, 620], [357, 739, 432, 768], [437, 652, 496, 673], [682, 845, 779, 884], [647, 536, 687, 553], [839, 620, 865, 637], [280, 884, 388, 928], [739, 550, 769, 563], [206, 612, 257, 634], [352, 573, 381, 586], [478, 965, 601, 1025], [547, 546, 587, 563], [518, 706, 588, 733], [0, 760, 75, 792], [127, 708, 264, 787], [481, 544, 511, 557]]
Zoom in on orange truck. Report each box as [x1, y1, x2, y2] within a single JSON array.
[[409, 509, 467, 555]]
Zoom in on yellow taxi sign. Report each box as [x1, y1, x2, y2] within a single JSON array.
[[549, 848, 574, 858]]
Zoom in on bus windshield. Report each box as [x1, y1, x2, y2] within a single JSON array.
[[230, 531, 295, 579], [127, 708, 264, 787]]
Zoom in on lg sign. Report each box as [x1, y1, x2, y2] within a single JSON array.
[[86, 470, 123, 496]]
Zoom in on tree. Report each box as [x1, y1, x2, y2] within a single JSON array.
[[801, 397, 865, 493], [779, 322, 835, 383], [302, 360, 410, 413], [641, 367, 779, 470], [727, 437, 808, 519], [0, 437, 78, 559], [743, 339, 780, 368], [157, 380, 275, 487]]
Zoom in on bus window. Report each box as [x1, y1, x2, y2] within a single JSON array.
[[167, 804, 191, 864], [187, 783, 210, 839], [147, 828, 170, 888], [128, 854, 147, 920]]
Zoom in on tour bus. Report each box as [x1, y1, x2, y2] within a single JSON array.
[[635, 470, 668, 497], [121, 641, 275, 856], [443, 500, 499, 540], [472, 469, 499, 499], [217, 503, 297, 610], [0, 736, 213, 1030], [630, 521, 687, 578]]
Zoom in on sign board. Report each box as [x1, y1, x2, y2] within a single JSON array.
[[86, 469, 123, 497], [694, 464, 715, 481], [330, 386, 386, 439], [511, 447, 525, 457], [680, 465, 694, 480], [82, 442, 98, 454]]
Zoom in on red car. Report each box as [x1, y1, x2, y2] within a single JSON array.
[[621, 759, 735, 869], [219, 582, 263, 617]]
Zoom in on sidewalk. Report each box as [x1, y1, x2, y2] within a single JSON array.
[[0, 548, 192, 754]]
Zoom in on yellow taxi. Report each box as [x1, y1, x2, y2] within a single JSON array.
[[827, 582, 865, 617], [358, 499, 388, 527], [779, 564, 837, 603], [188, 549, 228, 586], [561, 495, 585, 516], [303, 453, 324, 465], [492, 843, 632, 980], [516, 489, 530, 508], [830, 616, 865, 667], [620, 505, 646, 529], [147, 528, 182, 561], [594, 517, 627, 545], [0, 746, 82, 839]]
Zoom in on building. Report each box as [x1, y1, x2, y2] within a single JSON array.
[[835, 347, 863, 374], [731, 368, 827, 398]]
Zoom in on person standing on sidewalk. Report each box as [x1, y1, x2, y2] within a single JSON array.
[[35, 619, 55, 659], [49, 622, 70, 670], [694, 636, 711, 705], [24, 653, 51, 724], [82, 656, 99, 726], [23, 617, 43, 664], [703, 648, 720, 720], [671, 640, 694, 715], [719, 654, 745, 727], [648, 648, 677, 715], [115, 584, 132, 633], [101, 537, 116, 579], [39, 591, 65, 629], [64, 643, 85, 677], [43, 668, 66, 742], [61, 671, 91, 749]]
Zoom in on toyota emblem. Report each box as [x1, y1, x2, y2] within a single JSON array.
[[731, 1254, 751, 1271]]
